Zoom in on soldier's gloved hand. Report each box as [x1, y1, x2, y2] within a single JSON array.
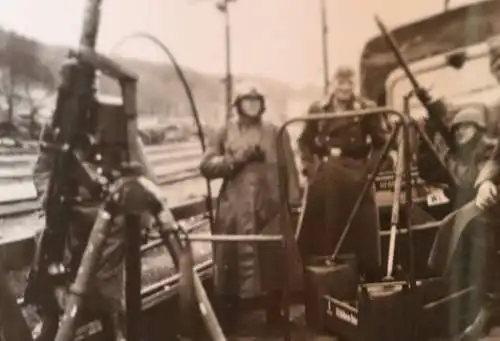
[[476, 180, 498, 210], [388, 151, 398, 170], [230, 146, 265, 169], [246, 145, 266, 163]]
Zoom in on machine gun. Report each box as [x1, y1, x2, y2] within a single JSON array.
[[24, 0, 105, 306], [374, 16, 457, 154], [21, 1, 226, 340]]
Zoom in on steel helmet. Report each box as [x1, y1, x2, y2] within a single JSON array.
[[234, 81, 263, 101], [450, 106, 487, 130], [233, 81, 266, 114], [332, 65, 355, 81]]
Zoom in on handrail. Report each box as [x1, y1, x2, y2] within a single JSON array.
[[276, 108, 407, 251], [276, 107, 414, 341]]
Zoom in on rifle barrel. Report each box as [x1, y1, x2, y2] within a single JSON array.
[[374, 16, 421, 92]]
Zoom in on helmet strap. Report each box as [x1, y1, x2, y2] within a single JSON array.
[[234, 95, 265, 118]]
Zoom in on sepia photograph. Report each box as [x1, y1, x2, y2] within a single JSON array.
[[0, 0, 499, 340]]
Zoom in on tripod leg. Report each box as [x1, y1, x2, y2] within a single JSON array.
[[125, 214, 142, 341], [0, 265, 33, 341], [155, 210, 226, 341], [54, 209, 113, 341]]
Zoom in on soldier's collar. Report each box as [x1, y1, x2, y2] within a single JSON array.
[[328, 95, 359, 109]]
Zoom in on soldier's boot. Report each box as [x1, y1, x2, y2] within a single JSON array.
[[265, 290, 283, 327], [215, 295, 240, 335], [459, 297, 496, 341], [462, 246, 500, 339], [460, 284, 500, 341]]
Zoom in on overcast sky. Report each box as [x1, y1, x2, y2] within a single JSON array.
[[0, 0, 480, 87]]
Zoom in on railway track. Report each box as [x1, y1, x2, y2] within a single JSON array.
[[0, 141, 219, 334], [0, 142, 207, 220]]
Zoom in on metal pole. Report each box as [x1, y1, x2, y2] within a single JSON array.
[[0, 265, 33, 341], [223, 1, 233, 122], [125, 214, 142, 341], [110, 32, 216, 231], [320, 0, 329, 94], [444, 0, 450, 11]]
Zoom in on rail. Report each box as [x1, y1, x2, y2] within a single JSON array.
[[0, 143, 206, 218]]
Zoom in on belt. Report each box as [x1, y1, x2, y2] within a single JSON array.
[[329, 147, 369, 160]]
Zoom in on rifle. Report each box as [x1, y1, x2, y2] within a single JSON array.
[[374, 16, 456, 153], [25, 0, 104, 305]]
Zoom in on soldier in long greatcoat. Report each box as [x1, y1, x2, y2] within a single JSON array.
[[297, 65, 393, 280], [199, 82, 301, 333], [417, 106, 495, 336], [427, 35, 500, 340], [450, 35, 500, 339]]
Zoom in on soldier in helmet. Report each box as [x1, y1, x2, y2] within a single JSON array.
[[426, 37, 500, 339], [297, 65, 393, 279], [418, 105, 495, 208], [420, 106, 494, 334], [199, 82, 301, 334], [29, 70, 156, 341], [449, 34, 500, 339]]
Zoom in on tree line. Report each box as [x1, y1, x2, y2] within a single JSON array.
[[0, 29, 55, 143]]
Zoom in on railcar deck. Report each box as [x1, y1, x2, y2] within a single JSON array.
[[4, 208, 500, 341], [225, 304, 334, 341], [223, 306, 500, 341]]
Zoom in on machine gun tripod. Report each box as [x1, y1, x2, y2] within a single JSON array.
[[52, 164, 227, 341], [34, 44, 226, 341]]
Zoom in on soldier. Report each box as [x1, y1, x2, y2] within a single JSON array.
[[420, 106, 494, 336], [199, 82, 301, 334], [474, 34, 500, 211], [428, 36, 500, 340], [30, 89, 155, 341], [417, 106, 495, 208], [453, 34, 500, 339], [297, 65, 394, 279]]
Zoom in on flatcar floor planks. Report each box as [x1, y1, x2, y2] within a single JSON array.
[[226, 304, 336, 341], [230, 305, 500, 341]]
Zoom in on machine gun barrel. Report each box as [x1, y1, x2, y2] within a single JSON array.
[[48, 0, 103, 258], [374, 15, 456, 152], [80, 0, 103, 48]]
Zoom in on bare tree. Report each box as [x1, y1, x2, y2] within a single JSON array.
[[0, 31, 54, 139], [23, 80, 56, 138]]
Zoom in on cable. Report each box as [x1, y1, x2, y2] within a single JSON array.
[[110, 32, 215, 230]]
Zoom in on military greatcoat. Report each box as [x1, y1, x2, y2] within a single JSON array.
[[199, 119, 301, 299], [297, 95, 388, 276]]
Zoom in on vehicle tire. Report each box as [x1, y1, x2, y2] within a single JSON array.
[[0, 266, 32, 341]]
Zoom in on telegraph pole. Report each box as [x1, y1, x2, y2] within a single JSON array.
[[444, 0, 450, 11], [216, 0, 236, 122], [320, 0, 330, 94]]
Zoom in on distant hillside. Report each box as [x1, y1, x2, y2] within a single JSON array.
[[2, 28, 321, 127]]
